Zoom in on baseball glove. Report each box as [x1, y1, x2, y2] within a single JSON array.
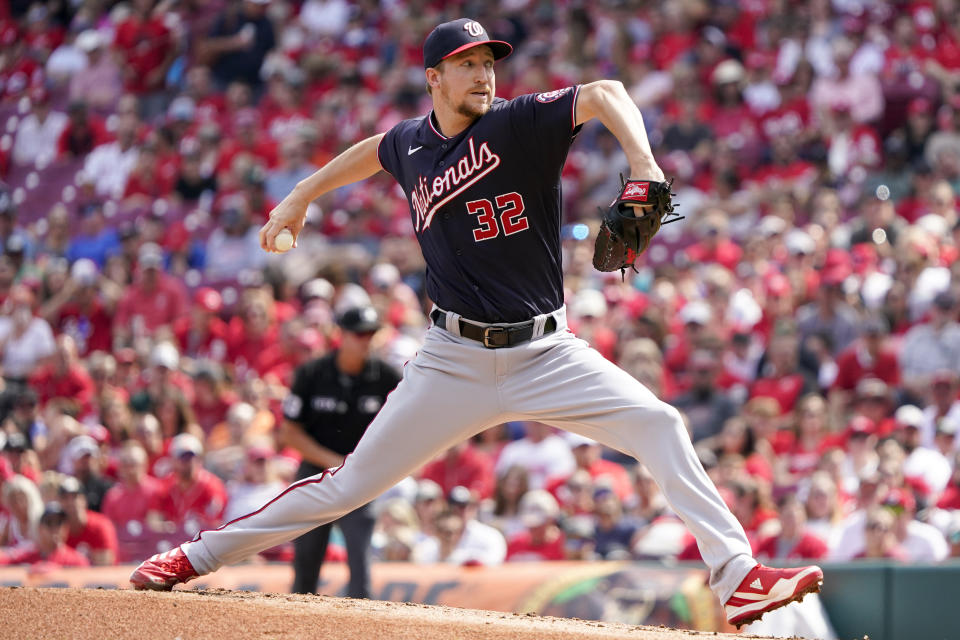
[[592, 176, 682, 277]]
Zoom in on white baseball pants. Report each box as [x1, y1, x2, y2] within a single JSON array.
[[182, 307, 755, 602]]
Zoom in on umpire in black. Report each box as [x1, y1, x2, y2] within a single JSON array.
[[281, 305, 401, 596]]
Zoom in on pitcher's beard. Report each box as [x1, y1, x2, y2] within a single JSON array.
[[456, 100, 489, 120]]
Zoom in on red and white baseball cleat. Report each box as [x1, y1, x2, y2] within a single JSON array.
[[129, 547, 198, 591], [724, 563, 824, 628]]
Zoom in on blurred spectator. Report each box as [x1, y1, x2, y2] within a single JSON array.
[[122, 143, 175, 203], [174, 143, 218, 204], [205, 198, 268, 280], [65, 435, 113, 512], [854, 508, 907, 561], [154, 433, 226, 532], [901, 99, 937, 165], [683, 210, 742, 271], [832, 315, 900, 393], [45, 29, 89, 88], [883, 488, 948, 562], [2, 433, 41, 483], [852, 378, 896, 437], [371, 497, 421, 562], [207, 400, 273, 456], [201, 0, 275, 90], [35, 204, 71, 259], [555, 469, 596, 519], [804, 472, 845, 550], [849, 194, 904, 247], [937, 454, 960, 510], [265, 137, 318, 203], [190, 365, 237, 436], [933, 419, 960, 460], [839, 417, 880, 495], [705, 417, 773, 484], [0, 474, 43, 550], [755, 493, 828, 561], [3, 389, 47, 457], [493, 422, 575, 490], [482, 464, 530, 539], [414, 487, 506, 566], [66, 202, 120, 268], [778, 394, 838, 483], [0, 286, 56, 382], [824, 103, 881, 180], [921, 371, 960, 450], [809, 37, 884, 125], [750, 325, 817, 414], [300, 0, 351, 37], [948, 513, 960, 559], [82, 111, 141, 200], [58, 101, 109, 160], [255, 320, 324, 384], [727, 476, 778, 540], [12, 87, 67, 167], [412, 479, 444, 540], [68, 30, 123, 113], [113, 0, 175, 108], [673, 349, 737, 443], [421, 441, 495, 502], [832, 468, 892, 561], [505, 490, 565, 561], [101, 442, 164, 536], [796, 262, 859, 356], [568, 289, 616, 359], [174, 287, 229, 362], [114, 243, 188, 340], [894, 405, 952, 496], [625, 465, 670, 527], [222, 444, 285, 522], [661, 96, 713, 154], [590, 487, 638, 560], [40, 258, 117, 356], [899, 292, 960, 388], [665, 300, 712, 376], [60, 475, 117, 566], [28, 335, 95, 415], [0, 502, 89, 567], [152, 387, 202, 442], [545, 434, 632, 503]]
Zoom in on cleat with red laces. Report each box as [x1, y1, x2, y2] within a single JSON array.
[[129, 547, 199, 591], [725, 563, 824, 629]]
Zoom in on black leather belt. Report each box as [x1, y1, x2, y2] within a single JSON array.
[[430, 309, 558, 348]]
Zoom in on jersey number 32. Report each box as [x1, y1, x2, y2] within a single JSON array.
[[466, 192, 528, 242]]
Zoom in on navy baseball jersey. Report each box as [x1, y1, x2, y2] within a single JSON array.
[[378, 86, 582, 323]]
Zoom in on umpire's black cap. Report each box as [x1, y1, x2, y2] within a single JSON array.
[[337, 306, 381, 334], [423, 18, 513, 69]]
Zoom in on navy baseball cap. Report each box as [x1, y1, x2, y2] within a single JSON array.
[[423, 18, 513, 69], [337, 306, 381, 333]]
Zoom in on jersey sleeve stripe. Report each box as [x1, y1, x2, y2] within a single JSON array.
[[570, 84, 581, 133]]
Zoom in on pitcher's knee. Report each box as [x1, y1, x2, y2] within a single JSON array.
[[646, 402, 688, 436]]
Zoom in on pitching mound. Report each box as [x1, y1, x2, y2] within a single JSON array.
[[2, 587, 781, 640]]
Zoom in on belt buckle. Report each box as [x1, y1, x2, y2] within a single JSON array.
[[482, 325, 509, 348]]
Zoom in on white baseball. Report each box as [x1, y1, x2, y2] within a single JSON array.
[[275, 228, 294, 252]]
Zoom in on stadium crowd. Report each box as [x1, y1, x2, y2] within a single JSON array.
[[1, 0, 960, 574]]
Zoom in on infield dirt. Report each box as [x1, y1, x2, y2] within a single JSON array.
[[2, 587, 785, 639]]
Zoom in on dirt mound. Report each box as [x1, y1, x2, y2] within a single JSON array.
[[2, 587, 774, 640]]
